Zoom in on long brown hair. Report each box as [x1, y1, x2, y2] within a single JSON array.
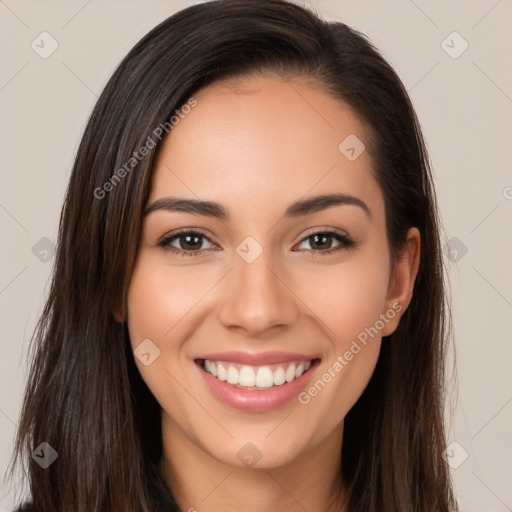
[[7, 1, 458, 510]]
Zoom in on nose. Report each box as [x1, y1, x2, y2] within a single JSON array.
[[217, 249, 299, 336]]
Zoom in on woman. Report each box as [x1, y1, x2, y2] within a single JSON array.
[[8, 0, 458, 510]]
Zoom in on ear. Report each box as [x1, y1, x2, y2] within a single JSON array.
[[381, 227, 421, 337]]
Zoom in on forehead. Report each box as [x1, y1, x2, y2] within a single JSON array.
[[148, 74, 383, 222]]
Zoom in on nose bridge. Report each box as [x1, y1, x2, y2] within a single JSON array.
[[217, 243, 298, 334]]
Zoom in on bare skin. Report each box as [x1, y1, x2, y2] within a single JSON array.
[[124, 74, 421, 512]]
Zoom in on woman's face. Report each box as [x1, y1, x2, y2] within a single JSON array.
[[126, 74, 419, 469]]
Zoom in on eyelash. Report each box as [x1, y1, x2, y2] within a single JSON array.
[[157, 229, 357, 258]]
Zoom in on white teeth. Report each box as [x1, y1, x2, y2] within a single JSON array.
[[203, 359, 313, 388], [226, 366, 238, 384], [239, 366, 256, 387], [285, 364, 296, 383], [273, 367, 286, 386], [256, 367, 274, 388], [216, 364, 226, 381]]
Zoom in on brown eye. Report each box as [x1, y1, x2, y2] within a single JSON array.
[[296, 231, 355, 255], [174, 233, 204, 251], [158, 230, 216, 257]]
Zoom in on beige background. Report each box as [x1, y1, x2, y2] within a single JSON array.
[[1, 1, 511, 510]]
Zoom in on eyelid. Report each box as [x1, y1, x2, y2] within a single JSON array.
[[296, 225, 351, 241], [160, 227, 216, 243]]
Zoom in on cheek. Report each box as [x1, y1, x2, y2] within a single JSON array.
[[293, 249, 390, 343], [127, 255, 216, 345], [125, 256, 186, 376]]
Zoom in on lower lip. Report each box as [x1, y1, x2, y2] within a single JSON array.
[[196, 360, 319, 412]]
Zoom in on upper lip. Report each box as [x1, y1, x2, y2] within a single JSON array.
[[196, 351, 318, 366]]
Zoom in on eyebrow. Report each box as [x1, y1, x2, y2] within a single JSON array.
[[144, 193, 371, 220]]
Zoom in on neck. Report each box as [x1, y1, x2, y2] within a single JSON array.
[[159, 412, 347, 512]]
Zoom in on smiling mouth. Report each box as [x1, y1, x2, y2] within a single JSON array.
[[198, 359, 319, 390]]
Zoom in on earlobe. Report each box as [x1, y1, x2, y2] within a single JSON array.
[[381, 227, 421, 337]]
